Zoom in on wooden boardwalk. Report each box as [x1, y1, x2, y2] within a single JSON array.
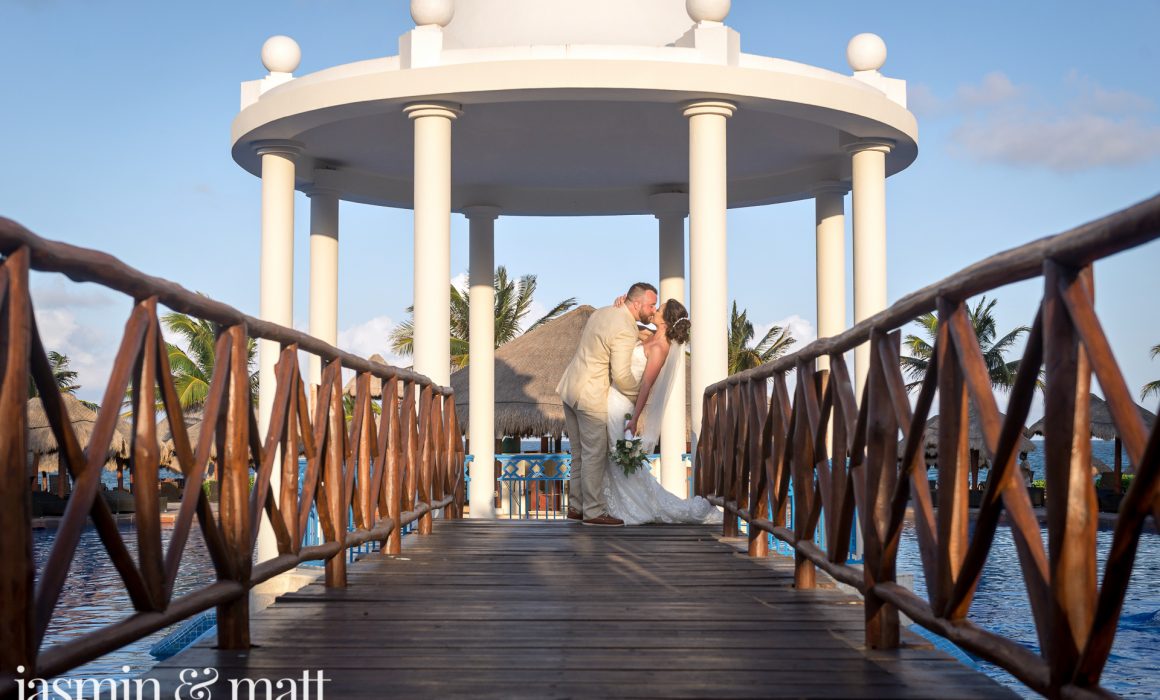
[[145, 521, 1016, 698]]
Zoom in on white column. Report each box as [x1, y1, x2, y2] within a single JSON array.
[[255, 140, 300, 566], [405, 102, 461, 386], [307, 182, 340, 387], [814, 182, 848, 369], [683, 100, 735, 460], [465, 205, 499, 519], [650, 192, 688, 498], [846, 139, 893, 399]]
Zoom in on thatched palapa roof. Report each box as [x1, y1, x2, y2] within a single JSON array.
[[451, 305, 692, 438], [901, 405, 1036, 465], [26, 394, 129, 459], [343, 354, 406, 398], [1027, 393, 1157, 440]]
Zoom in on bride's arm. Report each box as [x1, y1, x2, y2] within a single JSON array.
[[626, 345, 666, 435]]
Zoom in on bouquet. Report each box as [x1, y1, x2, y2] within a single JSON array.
[[612, 413, 650, 476]]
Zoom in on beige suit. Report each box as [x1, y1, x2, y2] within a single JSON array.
[[556, 304, 641, 517]]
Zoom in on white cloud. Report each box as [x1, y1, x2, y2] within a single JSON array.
[[338, 315, 407, 367], [953, 111, 1160, 171], [32, 275, 114, 309], [928, 70, 1160, 171], [753, 314, 817, 354], [520, 300, 549, 334], [33, 307, 113, 403], [451, 272, 469, 292], [954, 71, 1022, 109]]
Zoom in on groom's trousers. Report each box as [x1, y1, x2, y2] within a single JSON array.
[[562, 404, 610, 518]]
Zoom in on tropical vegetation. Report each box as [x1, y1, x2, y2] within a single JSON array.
[[161, 311, 258, 410], [29, 350, 82, 397], [727, 301, 796, 374], [899, 296, 1030, 392], [390, 266, 576, 369], [1142, 343, 1160, 401]]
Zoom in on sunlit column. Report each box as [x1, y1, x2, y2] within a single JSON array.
[[405, 102, 461, 386], [683, 100, 735, 460], [814, 182, 848, 369], [307, 180, 340, 387], [465, 205, 500, 519], [255, 139, 300, 567], [846, 139, 893, 400], [650, 192, 688, 497]]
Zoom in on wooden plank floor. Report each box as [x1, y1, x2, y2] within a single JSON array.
[[145, 521, 1017, 698]]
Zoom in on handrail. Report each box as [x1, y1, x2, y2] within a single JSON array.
[[0, 218, 446, 392], [696, 193, 1160, 699], [0, 222, 466, 689], [711, 192, 1160, 391]]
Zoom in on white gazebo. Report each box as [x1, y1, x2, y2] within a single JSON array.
[[232, 0, 918, 531]]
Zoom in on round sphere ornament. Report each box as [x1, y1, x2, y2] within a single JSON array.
[[261, 35, 301, 74], [686, 0, 731, 23], [411, 0, 454, 27], [846, 33, 887, 72]]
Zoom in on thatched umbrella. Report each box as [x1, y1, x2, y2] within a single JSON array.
[[26, 395, 130, 496], [1027, 393, 1156, 494], [343, 354, 401, 398], [450, 305, 693, 443], [158, 409, 209, 474], [907, 405, 1036, 491]]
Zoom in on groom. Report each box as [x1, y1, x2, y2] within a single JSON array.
[[557, 282, 658, 526]]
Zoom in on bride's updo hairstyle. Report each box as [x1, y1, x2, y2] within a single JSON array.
[[663, 299, 691, 344]]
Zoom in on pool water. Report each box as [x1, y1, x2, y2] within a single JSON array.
[[895, 523, 1160, 698], [31, 521, 216, 686]]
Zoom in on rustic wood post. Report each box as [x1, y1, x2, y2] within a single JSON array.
[[216, 324, 252, 648], [0, 248, 35, 675], [1042, 261, 1097, 690], [324, 369, 347, 588], [383, 377, 404, 554]]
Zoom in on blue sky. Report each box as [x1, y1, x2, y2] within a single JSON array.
[[2, 0, 1158, 417]]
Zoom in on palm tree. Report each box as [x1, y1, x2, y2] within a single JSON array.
[[1142, 343, 1160, 402], [728, 301, 796, 374], [900, 296, 1030, 392], [163, 312, 258, 410], [29, 350, 82, 398], [390, 266, 576, 369]]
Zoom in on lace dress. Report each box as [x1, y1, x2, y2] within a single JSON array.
[[604, 344, 722, 526]]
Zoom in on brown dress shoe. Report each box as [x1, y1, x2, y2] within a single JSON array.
[[566, 508, 583, 521], [582, 514, 625, 527]]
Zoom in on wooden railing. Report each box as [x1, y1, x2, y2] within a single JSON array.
[[696, 194, 1160, 699], [0, 219, 465, 687]]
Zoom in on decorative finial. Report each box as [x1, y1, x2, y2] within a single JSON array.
[[261, 35, 301, 74], [686, 0, 731, 24], [411, 0, 454, 27], [846, 33, 887, 72]]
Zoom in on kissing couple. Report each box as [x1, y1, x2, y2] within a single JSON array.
[[556, 282, 721, 526]]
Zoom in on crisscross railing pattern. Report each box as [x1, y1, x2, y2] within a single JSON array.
[[696, 194, 1160, 698], [0, 219, 465, 687]]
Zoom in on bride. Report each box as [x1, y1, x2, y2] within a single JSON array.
[[603, 298, 722, 525]]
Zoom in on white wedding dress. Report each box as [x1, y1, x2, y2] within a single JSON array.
[[603, 343, 722, 526]]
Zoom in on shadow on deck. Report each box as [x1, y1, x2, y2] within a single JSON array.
[[144, 521, 1015, 699]]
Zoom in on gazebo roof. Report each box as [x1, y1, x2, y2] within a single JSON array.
[[450, 304, 691, 438], [231, 0, 917, 215]]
